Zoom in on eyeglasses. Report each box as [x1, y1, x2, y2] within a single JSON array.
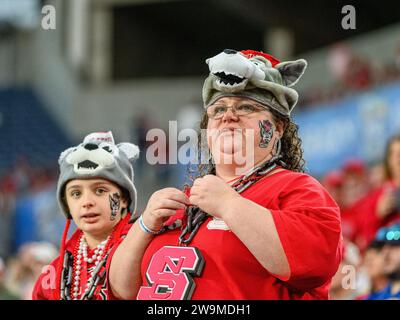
[[207, 102, 266, 120]]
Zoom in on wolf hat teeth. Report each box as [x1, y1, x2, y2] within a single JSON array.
[[77, 160, 99, 170], [214, 72, 245, 85]]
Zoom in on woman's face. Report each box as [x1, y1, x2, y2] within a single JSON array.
[[65, 178, 128, 238], [382, 245, 400, 276], [206, 96, 283, 168], [388, 139, 400, 180], [363, 248, 386, 279]]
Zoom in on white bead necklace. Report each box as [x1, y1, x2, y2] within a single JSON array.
[[72, 235, 109, 300]]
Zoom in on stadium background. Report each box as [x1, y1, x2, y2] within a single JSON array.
[[0, 0, 399, 299]]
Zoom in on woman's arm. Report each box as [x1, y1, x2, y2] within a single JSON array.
[[221, 197, 290, 279], [109, 188, 190, 300], [109, 221, 153, 299], [190, 174, 290, 278]]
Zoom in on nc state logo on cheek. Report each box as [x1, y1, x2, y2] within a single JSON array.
[[137, 246, 205, 300], [259, 119, 274, 148]]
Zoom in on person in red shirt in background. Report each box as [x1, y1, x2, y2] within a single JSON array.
[[341, 159, 369, 209], [32, 131, 139, 300], [365, 136, 400, 241], [368, 162, 386, 190], [341, 136, 400, 251], [109, 49, 343, 300], [322, 170, 353, 235], [322, 160, 369, 245], [338, 159, 369, 246], [322, 170, 345, 209]]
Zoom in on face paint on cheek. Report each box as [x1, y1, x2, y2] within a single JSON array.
[[258, 120, 274, 148], [109, 193, 121, 221]]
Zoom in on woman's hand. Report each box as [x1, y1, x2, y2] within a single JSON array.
[[189, 175, 241, 219], [142, 188, 190, 232]]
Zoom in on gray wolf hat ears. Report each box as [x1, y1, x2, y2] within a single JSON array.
[[117, 142, 140, 162], [275, 59, 308, 87], [58, 147, 75, 165]]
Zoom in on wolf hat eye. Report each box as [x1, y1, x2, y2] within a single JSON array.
[[99, 142, 118, 155], [103, 146, 112, 153]]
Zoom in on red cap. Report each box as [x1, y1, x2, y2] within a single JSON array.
[[240, 50, 280, 67], [343, 158, 365, 175], [323, 170, 344, 188]]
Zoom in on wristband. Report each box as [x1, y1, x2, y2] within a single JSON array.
[[138, 215, 162, 235]]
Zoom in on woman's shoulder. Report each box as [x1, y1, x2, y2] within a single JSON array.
[[267, 168, 322, 186], [248, 169, 328, 200]]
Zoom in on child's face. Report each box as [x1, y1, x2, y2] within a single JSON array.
[[65, 178, 128, 238]]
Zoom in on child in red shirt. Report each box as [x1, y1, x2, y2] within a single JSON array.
[[32, 131, 139, 300]]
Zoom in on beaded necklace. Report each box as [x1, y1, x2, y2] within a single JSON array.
[[70, 235, 110, 299], [60, 233, 113, 300]]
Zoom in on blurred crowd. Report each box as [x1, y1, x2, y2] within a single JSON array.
[[1, 130, 400, 299], [0, 242, 57, 300], [0, 158, 60, 299], [299, 43, 400, 108], [325, 135, 400, 299]]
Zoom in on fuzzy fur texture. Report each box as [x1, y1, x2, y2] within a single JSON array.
[[57, 131, 139, 218], [202, 49, 307, 116]]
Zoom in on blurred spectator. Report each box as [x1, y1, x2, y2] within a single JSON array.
[[341, 158, 369, 208], [0, 256, 19, 300], [0, 178, 16, 258], [322, 170, 345, 208], [364, 223, 400, 299], [344, 55, 373, 90], [6, 242, 58, 300], [364, 135, 400, 243], [358, 239, 389, 298], [368, 162, 386, 190], [299, 42, 400, 109], [340, 142, 400, 251], [11, 157, 32, 195], [378, 42, 400, 83], [338, 159, 369, 244], [330, 240, 364, 299]]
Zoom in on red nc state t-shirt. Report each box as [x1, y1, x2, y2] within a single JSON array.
[[139, 169, 343, 300]]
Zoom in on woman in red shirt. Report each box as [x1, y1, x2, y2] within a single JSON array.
[[109, 49, 343, 300], [359, 135, 400, 248]]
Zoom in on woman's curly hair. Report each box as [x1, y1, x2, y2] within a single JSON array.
[[383, 134, 400, 180], [187, 106, 306, 182]]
